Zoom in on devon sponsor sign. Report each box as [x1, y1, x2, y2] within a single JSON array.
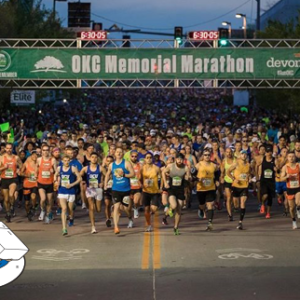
[[0, 48, 300, 79]]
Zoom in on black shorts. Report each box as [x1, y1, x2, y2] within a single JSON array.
[[260, 181, 275, 198], [104, 188, 112, 200], [197, 190, 216, 205], [168, 188, 185, 201], [232, 187, 248, 198], [287, 187, 300, 196], [1, 178, 18, 189], [130, 188, 142, 195], [112, 190, 131, 207], [23, 187, 38, 195], [224, 182, 232, 189], [143, 192, 160, 207], [38, 183, 54, 194]]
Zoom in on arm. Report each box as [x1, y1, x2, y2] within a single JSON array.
[[280, 165, 289, 181], [257, 164, 262, 181], [227, 164, 237, 182], [104, 164, 112, 190], [125, 161, 135, 178], [162, 165, 171, 189], [70, 166, 82, 188], [220, 161, 225, 184], [54, 166, 61, 185]]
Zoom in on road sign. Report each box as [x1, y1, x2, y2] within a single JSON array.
[[188, 31, 219, 40], [10, 90, 35, 105]]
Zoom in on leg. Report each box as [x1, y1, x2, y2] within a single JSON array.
[[60, 198, 68, 231], [38, 188, 46, 211], [225, 187, 233, 218], [88, 197, 96, 229], [8, 183, 17, 209], [46, 193, 53, 216], [174, 199, 183, 229], [113, 202, 121, 230]]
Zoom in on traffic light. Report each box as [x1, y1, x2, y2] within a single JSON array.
[[218, 27, 229, 47], [92, 22, 102, 31], [122, 35, 131, 48], [174, 26, 183, 44]]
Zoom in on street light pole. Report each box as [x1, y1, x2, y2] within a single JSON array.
[[256, 0, 261, 32], [236, 13, 247, 39], [222, 22, 232, 38]]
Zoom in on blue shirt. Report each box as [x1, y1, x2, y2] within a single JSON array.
[[86, 165, 101, 188], [112, 159, 130, 192], [58, 166, 76, 195]]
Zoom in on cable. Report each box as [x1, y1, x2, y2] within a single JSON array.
[[91, 0, 252, 31]]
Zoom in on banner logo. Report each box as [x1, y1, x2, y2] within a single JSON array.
[[31, 56, 66, 73], [0, 51, 11, 71]]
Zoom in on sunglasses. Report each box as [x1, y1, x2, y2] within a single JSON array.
[[131, 155, 138, 158], [42, 149, 49, 151]]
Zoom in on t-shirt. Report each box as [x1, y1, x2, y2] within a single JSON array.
[[100, 142, 109, 156]]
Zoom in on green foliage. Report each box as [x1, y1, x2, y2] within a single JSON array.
[[256, 11, 300, 112], [0, 0, 72, 38]]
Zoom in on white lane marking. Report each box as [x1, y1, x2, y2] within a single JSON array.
[[32, 249, 90, 261], [218, 253, 273, 260], [216, 248, 264, 253]]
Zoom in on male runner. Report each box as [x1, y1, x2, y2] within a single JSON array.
[[162, 153, 190, 235], [227, 150, 251, 230], [104, 148, 135, 234], [0, 143, 23, 222], [55, 156, 81, 236]]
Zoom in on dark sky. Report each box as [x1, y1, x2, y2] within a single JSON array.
[[42, 0, 276, 39]]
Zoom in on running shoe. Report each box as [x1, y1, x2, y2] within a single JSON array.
[[68, 219, 74, 227], [62, 229, 68, 236], [106, 219, 112, 227], [228, 215, 233, 222], [114, 227, 120, 234], [56, 208, 62, 216], [162, 217, 168, 226], [174, 228, 180, 236], [5, 214, 11, 223], [164, 207, 169, 213], [260, 205, 265, 214], [27, 210, 34, 222], [182, 205, 187, 210], [82, 203, 87, 209], [297, 209, 300, 219], [38, 210, 46, 221], [145, 225, 152, 232], [44, 215, 50, 224], [234, 207, 239, 213], [198, 209, 204, 219], [205, 222, 213, 231], [48, 212, 53, 222], [168, 209, 174, 218], [127, 219, 134, 228], [257, 203, 262, 212], [236, 223, 243, 230], [292, 221, 298, 230], [265, 213, 271, 219], [133, 208, 139, 219], [91, 227, 97, 234], [283, 210, 288, 217], [277, 197, 283, 205]]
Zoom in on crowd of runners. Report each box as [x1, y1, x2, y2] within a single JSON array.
[[1, 89, 300, 236]]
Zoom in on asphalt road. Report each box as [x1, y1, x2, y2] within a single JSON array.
[[1, 196, 300, 300]]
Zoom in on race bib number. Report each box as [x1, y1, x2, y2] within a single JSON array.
[[89, 178, 98, 189], [5, 169, 13, 178], [264, 169, 273, 179], [290, 180, 299, 188], [240, 173, 247, 181], [203, 178, 212, 187], [42, 171, 50, 179], [61, 177, 70, 188], [107, 180, 113, 189], [172, 176, 182, 187], [130, 177, 139, 187], [146, 178, 154, 187], [29, 172, 36, 182]]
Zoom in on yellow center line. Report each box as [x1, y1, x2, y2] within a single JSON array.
[[141, 227, 151, 270], [153, 212, 161, 269]]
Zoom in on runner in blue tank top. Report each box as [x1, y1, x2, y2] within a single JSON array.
[[80, 152, 104, 234], [54, 156, 81, 236], [104, 148, 135, 234]]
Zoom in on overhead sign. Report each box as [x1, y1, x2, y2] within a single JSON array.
[[10, 90, 35, 105], [188, 31, 219, 40], [80, 31, 107, 41], [1, 48, 300, 80]]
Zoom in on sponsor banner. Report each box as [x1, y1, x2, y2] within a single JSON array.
[[1, 48, 300, 80], [10, 90, 35, 105]]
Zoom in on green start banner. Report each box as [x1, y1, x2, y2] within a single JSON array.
[[0, 48, 300, 80]]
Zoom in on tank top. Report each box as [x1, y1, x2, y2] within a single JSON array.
[[142, 164, 159, 194], [130, 163, 142, 190], [224, 158, 235, 184], [286, 164, 300, 189], [58, 166, 76, 195], [86, 164, 101, 188], [111, 159, 130, 192], [1, 155, 17, 179], [186, 154, 194, 167], [37, 157, 54, 185], [232, 161, 250, 188], [23, 161, 37, 188], [196, 162, 216, 191], [261, 157, 275, 182], [169, 163, 186, 189], [83, 155, 91, 167]]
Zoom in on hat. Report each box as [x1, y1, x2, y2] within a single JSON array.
[[225, 122, 232, 126], [252, 137, 259, 143], [236, 129, 242, 134], [246, 124, 252, 127], [290, 135, 296, 142], [153, 151, 161, 156], [167, 130, 174, 134], [265, 146, 273, 152], [83, 124, 88, 129], [240, 150, 248, 154], [150, 129, 156, 136], [57, 129, 62, 135]]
